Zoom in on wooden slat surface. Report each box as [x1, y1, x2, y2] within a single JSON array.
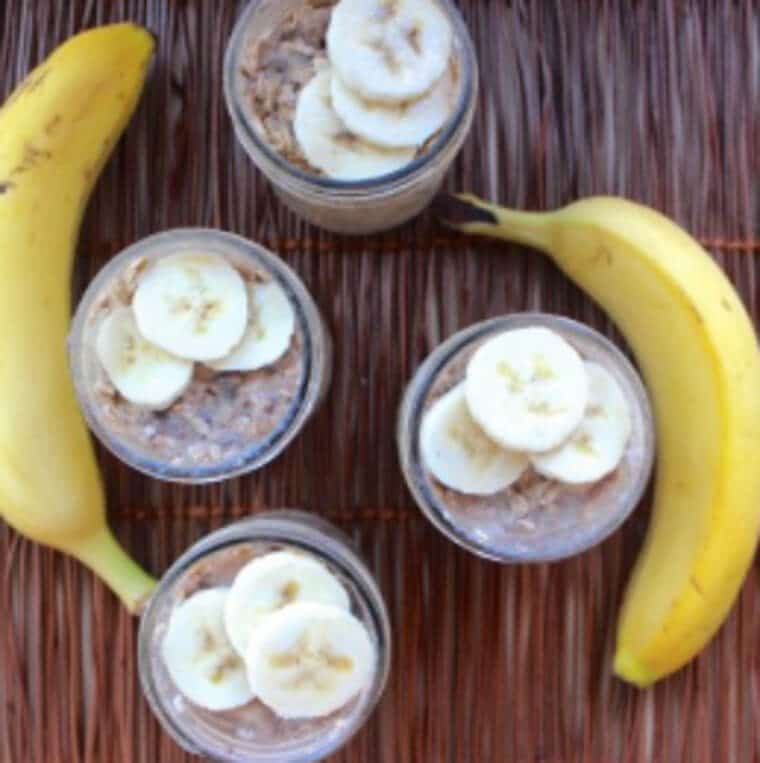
[[1, 1, 759, 761]]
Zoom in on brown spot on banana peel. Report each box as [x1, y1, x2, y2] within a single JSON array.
[[44, 113, 62, 135], [0, 181, 14, 195], [687, 302, 704, 325], [592, 246, 614, 266], [689, 575, 706, 598], [4, 68, 50, 109], [9, 143, 53, 177]]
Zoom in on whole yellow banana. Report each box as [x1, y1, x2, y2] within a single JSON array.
[[0, 25, 156, 613], [439, 193, 760, 686]]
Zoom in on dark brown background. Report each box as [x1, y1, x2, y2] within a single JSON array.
[[2, 1, 760, 761]]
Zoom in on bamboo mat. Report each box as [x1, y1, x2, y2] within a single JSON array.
[[2, 1, 760, 761]]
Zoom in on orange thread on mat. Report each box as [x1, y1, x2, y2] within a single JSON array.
[[697, 238, 760, 251], [263, 235, 760, 254], [116, 506, 413, 523]]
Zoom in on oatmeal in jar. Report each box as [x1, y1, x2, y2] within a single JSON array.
[[138, 512, 390, 762], [70, 229, 331, 482], [398, 315, 655, 562], [239, 0, 461, 180], [224, 0, 478, 233]]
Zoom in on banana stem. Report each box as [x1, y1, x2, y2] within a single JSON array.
[[73, 527, 157, 615], [435, 192, 553, 252]]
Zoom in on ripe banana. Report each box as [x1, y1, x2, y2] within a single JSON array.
[[0, 25, 156, 612], [438, 193, 760, 686]]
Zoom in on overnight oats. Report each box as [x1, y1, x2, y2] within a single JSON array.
[[139, 511, 390, 762], [224, 0, 478, 233], [398, 314, 655, 562], [69, 229, 331, 482]]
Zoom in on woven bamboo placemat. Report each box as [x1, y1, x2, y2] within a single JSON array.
[[2, 1, 759, 761]]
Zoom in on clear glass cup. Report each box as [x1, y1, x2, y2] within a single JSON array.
[[69, 229, 331, 483], [397, 313, 655, 563], [138, 511, 391, 762], [223, 0, 479, 234]]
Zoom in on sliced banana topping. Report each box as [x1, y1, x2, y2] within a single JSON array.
[[532, 362, 632, 484], [132, 252, 249, 362], [420, 383, 528, 495], [327, 0, 453, 104], [293, 70, 416, 180], [465, 327, 589, 453], [245, 602, 376, 720], [330, 63, 457, 150], [224, 550, 351, 658], [95, 306, 193, 410], [208, 281, 296, 372], [161, 588, 254, 711]]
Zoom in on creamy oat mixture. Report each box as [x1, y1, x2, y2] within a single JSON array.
[[239, 0, 458, 174], [241, 1, 334, 172], [85, 258, 304, 469], [421, 334, 647, 541]]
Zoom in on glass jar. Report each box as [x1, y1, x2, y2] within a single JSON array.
[[138, 510, 391, 762], [397, 313, 655, 562], [223, 0, 479, 234], [69, 229, 331, 483]]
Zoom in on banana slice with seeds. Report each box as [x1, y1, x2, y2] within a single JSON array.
[[294, 70, 415, 180], [132, 252, 248, 362], [330, 64, 457, 149], [95, 306, 193, 410], [420, 382, 528, 495], [532, 362, 632, 484], [245, 601, 376, 720], [161, 588, 254, 711], [327, 0, 453, 104], [465, 327, 589, 453], [209, 281, 296, 372], [224, 551, 350, 658]]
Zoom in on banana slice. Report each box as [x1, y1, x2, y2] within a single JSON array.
[[294, 70, 416, 180], [208, 281, 296, 372], [326, 0, 453, 104], [532, 362, 632, 484], [224, 551, 350, 658], [420, 383, 528, 495], [161, 588, 254, 711], [465, 327, 589, 453], [95, 306, 193, 410], [330, 63, 456, 149], [245, 602, 376, 720], [132, 253, 248, 362]]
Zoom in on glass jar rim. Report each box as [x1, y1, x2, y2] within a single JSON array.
[[223, 0, 479, 196], [68, 228, 329, 484], [398, 313, 656, 563], [138, 511, 391, 762]]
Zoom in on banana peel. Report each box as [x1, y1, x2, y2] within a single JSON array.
[[438, 192, 760, 686], [0, 25, 157, 613]]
